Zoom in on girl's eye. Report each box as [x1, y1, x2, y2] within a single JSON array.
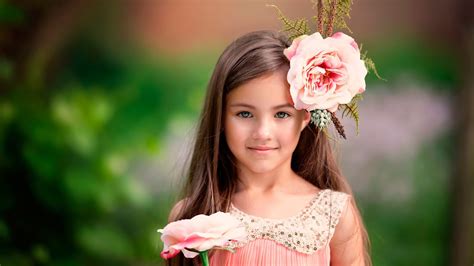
[[237, 111, 253, 118], [275, 112, 290, 119]]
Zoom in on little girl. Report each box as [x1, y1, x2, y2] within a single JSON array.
[[166, 30, 371, 266]]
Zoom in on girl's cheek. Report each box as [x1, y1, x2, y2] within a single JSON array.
[[278, 121, 303, 143], [229, 115, 251, 127], [232, 122, 251, 138], [225, 117, 249, 138]]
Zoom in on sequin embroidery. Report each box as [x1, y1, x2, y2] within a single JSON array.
[[227, 189, 349, 254]]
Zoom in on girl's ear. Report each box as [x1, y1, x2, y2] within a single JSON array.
[[300, 110, 311, 132]]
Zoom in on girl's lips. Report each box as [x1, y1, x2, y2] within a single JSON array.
[[248, 147, 277, 154]]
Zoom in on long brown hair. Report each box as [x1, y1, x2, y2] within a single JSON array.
[[168, 30, 371, 266]]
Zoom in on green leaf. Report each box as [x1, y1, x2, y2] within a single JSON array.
[[0, 57, 13, 80], [340, 94, 362, 134], [0, 2, 25, 24], [267, 4, 311, 40], [360, 44, 385, 81]]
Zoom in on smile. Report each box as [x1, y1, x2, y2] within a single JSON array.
[[248, 147, 277, 154]]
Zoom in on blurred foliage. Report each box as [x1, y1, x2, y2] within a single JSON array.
[[0, 1, 212, 265], [364, 132, 453, 266], [364, 36, 459, 89], [0, 1, 457, 265], [0, 1, 25, 24]]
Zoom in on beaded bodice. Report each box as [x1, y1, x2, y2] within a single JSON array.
[[227, 189, 349, 254]]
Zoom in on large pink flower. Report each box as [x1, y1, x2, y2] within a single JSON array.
[[284, 32, 367, 112], [157, 212, 247, 259]]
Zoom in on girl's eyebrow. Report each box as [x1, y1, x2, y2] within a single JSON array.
[[229, 103, 293, 109]]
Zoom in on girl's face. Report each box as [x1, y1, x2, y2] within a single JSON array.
[[224, 69, 311, 175]]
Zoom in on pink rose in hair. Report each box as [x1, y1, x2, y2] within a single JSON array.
[[284, 32, 367, 112], [157, 212, 246, 260]]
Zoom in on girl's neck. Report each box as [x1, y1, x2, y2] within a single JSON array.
[[235, 160, 299, 194]]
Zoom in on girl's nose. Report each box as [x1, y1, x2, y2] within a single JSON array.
[[252, 118, 272, 140]]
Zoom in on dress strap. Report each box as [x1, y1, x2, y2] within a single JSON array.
[[325, 189, 351, 245]]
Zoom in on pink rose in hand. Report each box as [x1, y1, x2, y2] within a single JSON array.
[[284, 32, 367, 112], [157, 212, 247, 259]]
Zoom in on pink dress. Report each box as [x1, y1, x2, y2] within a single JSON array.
[[209, 189, 350, 266]]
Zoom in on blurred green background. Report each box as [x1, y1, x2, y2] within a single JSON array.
[[1, 0, 472, 265]]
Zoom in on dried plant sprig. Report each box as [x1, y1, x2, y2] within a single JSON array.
[[312, 0, 325, 34], [330, 111, 346, 139], [326, 0, 338, 36], [267, 4, 311, 41], [320, 0, 353, 36], [275, 0, 353, 39], [318, 0, 324, 34]]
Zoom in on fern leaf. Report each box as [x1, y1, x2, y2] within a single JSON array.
[[360, 46, 385, 81], [340, 94, 362, 134], [267, 4, 311, 40], [321, 126, 337, 142]]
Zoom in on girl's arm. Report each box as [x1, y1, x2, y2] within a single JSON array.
[[329, 197, 365, 266]]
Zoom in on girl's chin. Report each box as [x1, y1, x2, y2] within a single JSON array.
[[242, 163, 278, 174]]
